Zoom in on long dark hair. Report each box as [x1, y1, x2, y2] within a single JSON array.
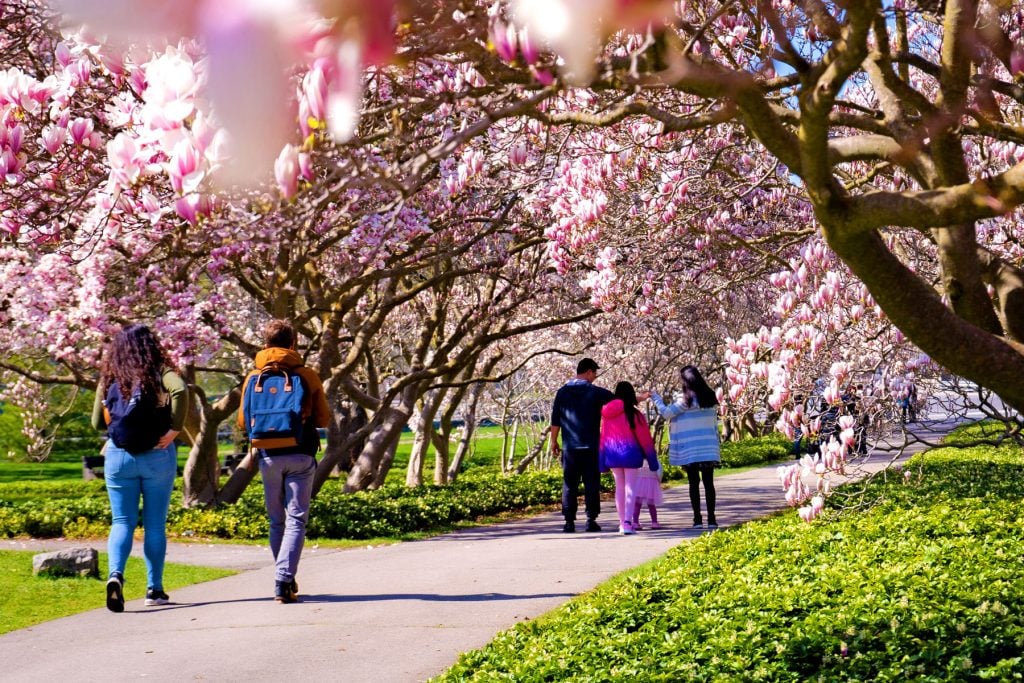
[[99, 324, 168, 399], [614, 381, 639, 430], [680, 365, 718, 409]]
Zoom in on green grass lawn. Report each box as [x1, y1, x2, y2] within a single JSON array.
[[0, 454, 89, 484], [0, 550, 234, 634]]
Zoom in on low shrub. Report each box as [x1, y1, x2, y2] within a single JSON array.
[[0, 434, 787, 541], [0, 479, 107, 504], [438, 443, 1024, 682], [720, 432, 790, 467], [0, 470, 565, 541], [308, 471, 563, 539]]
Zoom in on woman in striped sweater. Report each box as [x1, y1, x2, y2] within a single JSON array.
[[651, 365, 721, 529], [598, 381, 659, 535]]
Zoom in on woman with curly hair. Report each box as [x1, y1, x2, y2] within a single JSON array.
[[91, 324, 188, 612]]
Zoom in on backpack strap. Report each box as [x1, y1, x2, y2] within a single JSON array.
[[253, 363, 296, 393]]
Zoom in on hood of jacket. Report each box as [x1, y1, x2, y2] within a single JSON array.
[[601, 398, 626, 420], [255, 347, 304, 370]]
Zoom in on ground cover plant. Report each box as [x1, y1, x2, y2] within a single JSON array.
[[0, 550, 234, 634], [437, 437, 1024, 681]]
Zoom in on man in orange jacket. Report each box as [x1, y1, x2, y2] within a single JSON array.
[[238, 319, 330, 603]]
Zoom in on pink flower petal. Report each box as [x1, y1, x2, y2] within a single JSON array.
[[199, 1, 294, 187]]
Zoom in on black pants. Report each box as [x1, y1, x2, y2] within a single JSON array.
[[562, 448, 601, 522], [686, 464, 716, 522]]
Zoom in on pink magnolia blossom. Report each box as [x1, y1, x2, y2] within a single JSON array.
[[490, 19, 518, 62], [512, 0, 671, 84], [274, 144, 299, 199], [167, 138, 204, 195], [53, 0, 372, 187], [198, 0, 294, 187], [326, 41, 363, 142], [519, 26, 539, 65], [106, 133, 144, 187], [297, 151, 313, 181], [39, 125, 66, 155], [509, 143, 528, 167], [1012, 46, 1024, 77], [302, 60, 329, 122], [68, 117, 92, 145], [174, 194, 202, 224], [140, 48, 200, 129]]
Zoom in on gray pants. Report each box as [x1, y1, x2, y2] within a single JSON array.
[[259, 452, 315, 582]]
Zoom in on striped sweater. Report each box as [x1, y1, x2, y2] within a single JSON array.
[[650, 392, 721, 467]]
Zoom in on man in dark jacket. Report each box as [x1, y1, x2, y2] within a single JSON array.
[[238, 319, 330, 603], [549, 358, 614, 533]]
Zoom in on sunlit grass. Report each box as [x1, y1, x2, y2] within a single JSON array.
[[0, 549, 234, 634]]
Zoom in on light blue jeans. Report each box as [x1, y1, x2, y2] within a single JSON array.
[[259, 453, 315, 583], [104, 442, 177, 589]]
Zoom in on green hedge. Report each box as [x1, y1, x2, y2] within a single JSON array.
[[0, 434, 787, 540], [437, 443, 1024, 682], [0, 470, 566, 540], [0, 479, 108, 503]]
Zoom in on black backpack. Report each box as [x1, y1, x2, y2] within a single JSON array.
[[103, 380, 171, 454]]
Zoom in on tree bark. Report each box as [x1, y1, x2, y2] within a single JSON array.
[[313, 398, 367, 497], [216, 450, 258, 505], [344, 383, 419, 492], [181, 388, 240, 508], [515, 432, 549, 474], [448, 382, 485, 482], [372, 439, 399, 488], [407, 390, 445, 487]]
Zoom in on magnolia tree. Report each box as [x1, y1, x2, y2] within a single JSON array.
[[0, 0, 605, 504], [482, 0, 1024, 519], [8, 0, 1024, 522], [498, 0, 1024, 407]]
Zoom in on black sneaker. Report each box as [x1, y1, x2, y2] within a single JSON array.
[[275, 580, 297, 604], [585, 520, 602, 533], [693, 518, 704, 529], [562, 520, 576, 533], [106, 574, 125, 613], [145, 588, 170, 606], [707, 518, 719, 529]]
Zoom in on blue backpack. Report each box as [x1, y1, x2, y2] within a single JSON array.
[[242, 364, 306, 450], [103, 381, 171, 454]]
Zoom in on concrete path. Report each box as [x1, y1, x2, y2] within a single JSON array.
[[0, 421, 950, 683]]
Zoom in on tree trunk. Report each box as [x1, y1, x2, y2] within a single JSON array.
[[824, 224, 1024, 414], [216, 450, 258, 505], [447, 383, 484, 482], [406, 393, 443, 487], [372, 438, 399, 488], [431, 427, 450, 485], [515, 431, 549, 473], [506, 418, 521, 474], [313, 399, 367, 497], [345, 385, 418, 492], [406, 420, 428, 487], [181, 388, 240, 508]]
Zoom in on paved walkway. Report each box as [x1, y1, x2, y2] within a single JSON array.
[[0, 422, 949, 683]]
